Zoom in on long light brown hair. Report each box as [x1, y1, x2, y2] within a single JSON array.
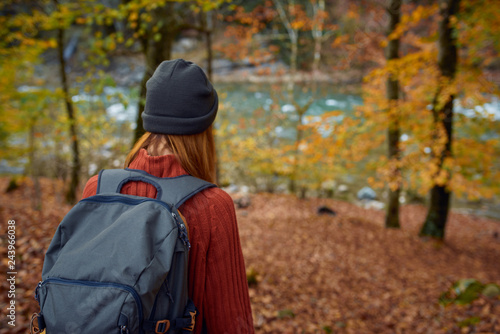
[[124, 125, 216, 184]]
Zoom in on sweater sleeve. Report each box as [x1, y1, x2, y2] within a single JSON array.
[[81, 175, 98, 199], [203, 190, 254, 333]]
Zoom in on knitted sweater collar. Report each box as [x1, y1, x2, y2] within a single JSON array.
[[128, 148, 189, 178]]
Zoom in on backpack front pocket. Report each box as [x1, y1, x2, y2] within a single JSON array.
[[36, 278, 143, 334]]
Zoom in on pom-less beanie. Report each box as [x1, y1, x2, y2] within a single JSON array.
[[142, 59, 218, 135]]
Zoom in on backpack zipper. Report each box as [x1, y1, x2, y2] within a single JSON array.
[[81, 195, 172, 212], [82, 195, 192, 249], [40, 277, 144, 330], [171, 211, 191, 249]]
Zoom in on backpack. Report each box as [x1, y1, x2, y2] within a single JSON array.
[[32, 168, 215, 334]]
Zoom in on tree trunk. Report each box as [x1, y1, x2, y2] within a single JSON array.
[[272, 0, 303, 193], [28, 116, 42, 211], [272, 0, 298, 98], [420, 0, 460, 239], [289, 27, 297, 76], [288, 30, 298, 177], [134, 72, 149, 142], [311, 0, 325, 76], [57, 27, 80, 204], [385, 0, 401, 229], [201, 10, 219, 185], [202, 11, 213, 81], [289, 107, 304, 194], [289, 99, 313, 194], [134, 3, 175, 143], [287, 4, 298, 99]]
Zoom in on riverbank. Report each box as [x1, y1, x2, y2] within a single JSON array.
[[39, 48, 366, 89]]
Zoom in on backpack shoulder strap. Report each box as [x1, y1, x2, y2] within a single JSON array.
[[96, 168, 216, 209]]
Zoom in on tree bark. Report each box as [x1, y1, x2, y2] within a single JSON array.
[[311, 0, 325, 76], [133, 2, 176, 143], [273, 0, 305, 194], [201, 10, 213, 81], [289, 107, 304, 194], [420, 0, 460, 239], [272, 0, 298, 97], [28, 116, 42, 211], [57, 27, 80, 204], [385, 0, 401, 229], [289, 32, 298, 95], [201, 10, 220, 185], [289, 98, 313, 194]]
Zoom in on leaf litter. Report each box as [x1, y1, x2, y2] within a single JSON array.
[[0, 178, 499, 333]]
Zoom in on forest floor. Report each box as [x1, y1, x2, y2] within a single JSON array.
[[0, 177, 499, 334]]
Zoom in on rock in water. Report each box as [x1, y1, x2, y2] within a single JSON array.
[[361, 200, 385, 210], [337, 184, 349, 193], [317, 206, 336, 216], [357, 187, 377, 200], [234, 195, 251, 209]]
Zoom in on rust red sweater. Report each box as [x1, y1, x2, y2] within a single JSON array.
[[82, 149, 254, 334]]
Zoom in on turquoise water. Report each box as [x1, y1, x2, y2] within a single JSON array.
[[215, 82, 362, 141], [100, 82, 364, 131], [216, 82, 362, 115]]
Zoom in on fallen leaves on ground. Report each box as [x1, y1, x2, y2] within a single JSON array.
[[0, 178, 499, 333], [238, 194, 500, 333]]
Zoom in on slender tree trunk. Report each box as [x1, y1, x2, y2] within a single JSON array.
[[272, 0, 298, 98], [201, 10, 219, 185], [385, 0, 401, 229], [420, 0, 460, 239], [289, 33, 298, 95], [311, 0, 325, 76], [312, 29, 322, 76], [57, 27, 80, 204], [134, 3, 175, 143], [202, 11, 213, 81], [289, 108, 304, 194], [273, 0, 305, 193], [28, 116, 42, 210], [135, 73, 148, 142], [289, 99, 313, 194], [286, 31, 298, 192]]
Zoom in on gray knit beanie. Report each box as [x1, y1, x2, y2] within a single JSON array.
[[142, 59, 218, 135]]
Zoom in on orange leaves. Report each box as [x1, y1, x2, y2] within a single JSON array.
[[236, 192, 500, 333], [459, 0, 500, 66], [75, 16, 87, 24], [287, 4, 310, 31], [290, 19, 306, 30], [388, 4, 439, 41], [217, 107, 289, 187], [331, 35, 349, 48], [450, 137, 500, 200], [215, 4, 278, 64], [216, 26, 252, 61], [0, 177, 73, 333], [346, 4, 360, 20], [128, 11, 139, 22], [351, 0, 499, 203], [228, 4, 276, 27]]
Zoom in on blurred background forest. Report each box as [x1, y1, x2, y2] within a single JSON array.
[[1, 0, 500, 333]]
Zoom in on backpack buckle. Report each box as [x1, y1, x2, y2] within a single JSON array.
[[183, 310, 196, 331], [155, 320, 170, 334], [30, 312, 47, 334]]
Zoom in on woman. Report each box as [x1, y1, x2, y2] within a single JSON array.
[[81, 59, 254, 333]]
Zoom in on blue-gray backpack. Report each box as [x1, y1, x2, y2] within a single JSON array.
[[32, 168, 215, 334]]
